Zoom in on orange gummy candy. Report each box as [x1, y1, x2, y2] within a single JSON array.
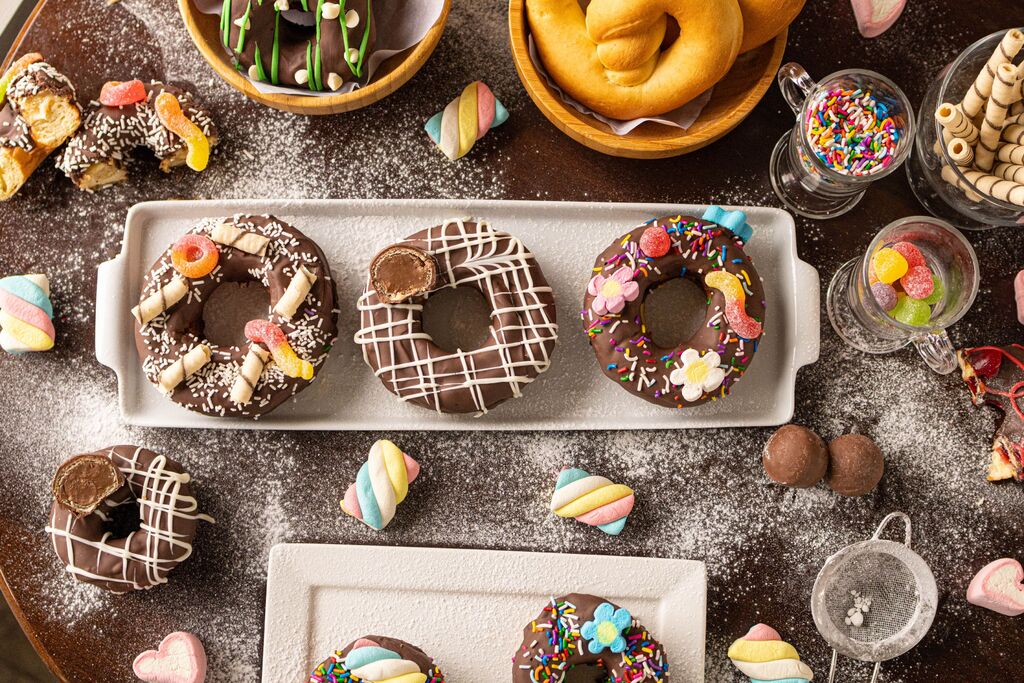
[[171, 234, 219, 278], [154, 91, 210, 172]]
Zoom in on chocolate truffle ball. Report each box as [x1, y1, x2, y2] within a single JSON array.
[[762, 424, 829, 487], [826, 434, 884, 496]]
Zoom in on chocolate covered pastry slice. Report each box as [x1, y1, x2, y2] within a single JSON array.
[[0, 54, 80, 200], [958, 344, 1024, 482]]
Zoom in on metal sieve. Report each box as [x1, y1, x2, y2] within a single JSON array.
[[811, 512, 937, 683]]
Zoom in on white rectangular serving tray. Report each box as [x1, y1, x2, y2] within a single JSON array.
[[96, 199, 819, 430], [262, 544, 707, 683]]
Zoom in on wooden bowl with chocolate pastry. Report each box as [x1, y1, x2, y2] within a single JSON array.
[[178, 0, 451, 115]]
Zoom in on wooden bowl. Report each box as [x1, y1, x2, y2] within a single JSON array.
[[178, 0, 451, 115], [508, 0, 787, 158]]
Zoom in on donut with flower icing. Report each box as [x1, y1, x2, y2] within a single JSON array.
[[45, 445, 214, 593], [513, 593, 668, 683], [582, 214, 765, 408], [309, 635, 445, 682]]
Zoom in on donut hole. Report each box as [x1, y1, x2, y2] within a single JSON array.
[[104, 500, 142, 538], [564, 665, 608, 683], [421, 286, 492, 353], [642, 277, 708, 349], [203, 281, 271, 347]]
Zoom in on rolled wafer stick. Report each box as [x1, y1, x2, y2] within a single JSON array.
[[131, 276, 188, 325], [158, 344, 212, 394], [977, 63, 1018, 171], [933, 124, 954, 156], [960, 29, 1024, 119], [997, 143, 1024, 165], [1007, 112, 1024, 126], [955, 166, 1024, 206], [947, 137, 975, 166], [993, 162, 1024, 184], [935, 103, 980, 144], [940, 164, 983, 201], [1003, 123, 1024, 145], [230, 344, 270, 405], [210, 222, 269, 257], [273, 265, 317, 319]]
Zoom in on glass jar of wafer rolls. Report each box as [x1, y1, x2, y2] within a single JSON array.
[[908, 28, 1024, 230]]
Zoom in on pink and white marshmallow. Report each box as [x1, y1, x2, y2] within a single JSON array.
[[133, 631, 207, 683], [967, 558, 1024, 617]]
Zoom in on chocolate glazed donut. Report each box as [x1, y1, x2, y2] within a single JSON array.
[[224, 0, 375, 92], [309, 635, 445, 682], [582, 215, 765, 408], [513, 593, 669, 682], [45, 446, 214, 593], [133, 214, 339, 418], [355, 219, 559, 415]]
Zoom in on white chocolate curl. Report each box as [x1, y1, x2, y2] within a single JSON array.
[[132, 276, 188, 325], [158, 344, 212, 394], [947, 138, 975, 166], [960, 29, 1024, 119], [936, 103, 980, 144], [273, 265, 317, 319], [230, 344, 270, 405], [210, 222, 269, 257], [977, 63, 1018, 171]]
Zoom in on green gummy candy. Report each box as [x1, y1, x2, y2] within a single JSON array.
[[891, 293, 931, 326], [921, 275, 944, 306]]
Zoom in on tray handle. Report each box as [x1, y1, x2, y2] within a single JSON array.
[[793, 258, 821, 369], [95, 255, 129, 378]]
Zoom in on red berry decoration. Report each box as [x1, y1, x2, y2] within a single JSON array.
[[900, 265, 935, 300], [99, 79, 147, 107], [640, 227, 670, 257], [892, 241, 926, 269], [970, 348, 1004, 379]]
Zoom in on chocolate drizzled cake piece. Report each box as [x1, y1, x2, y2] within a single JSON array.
[[56, 81, 218, 192], [369, 244, 439, 303], [0, 56, 80, 200], [959, 344, 1024, 482], [51, 453, 124, 517]]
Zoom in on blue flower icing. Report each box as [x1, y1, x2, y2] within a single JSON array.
[[580, 602, 632, 654], [702, 205, 753, 244]]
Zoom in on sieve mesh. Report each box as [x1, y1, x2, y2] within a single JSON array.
[[821, 551, 919, 644]]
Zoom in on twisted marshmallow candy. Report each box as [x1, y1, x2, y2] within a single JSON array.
[[728, 623, 813, 682], [311, 638, 428, 683], [424, 81, 509, 160], [550, 468, 635, 536], [0, 274, 55, 353], [340, 440, 421, 531]]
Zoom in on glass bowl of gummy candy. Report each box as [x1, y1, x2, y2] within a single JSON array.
[[907, 29, 1024, 230]]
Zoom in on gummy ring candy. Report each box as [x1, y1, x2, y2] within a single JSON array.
[[244, 319, 314, 380], [171, 234, 219, 278], [154, 91, 210, 172], [0, 52, 42, 106], [99, 79, 147, 107]]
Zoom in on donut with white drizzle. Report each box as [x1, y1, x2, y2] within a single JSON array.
[[45, 445, 214, 593], [355, 219, 558, 415], [582, 214, 765, 409], [133, 215, 339, 418]]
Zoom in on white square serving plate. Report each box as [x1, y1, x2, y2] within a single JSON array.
[[95, 199, 819, 430], [261, 544, 707, 683]]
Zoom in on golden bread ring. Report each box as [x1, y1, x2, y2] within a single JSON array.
[[737, 0, 806, 53], [527, 0, 743, 120]]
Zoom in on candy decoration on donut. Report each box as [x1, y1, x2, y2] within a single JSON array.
[[958, 344, 1024, 483], [512, 594, 668, 683], [425, 81, 509, 160], [133, 631, 207, 683], [45, 446, 215, 593], [134, 216, 338, 418], [310, 635, 446, 683], [582, 214, 765, 409], [0, 274, 56, 353], [223, 0, 375, 92], [728, 623, 813, 682], [550, 467, 634, 536], [245, 319, 314, 380], [57, 81, 217, 192], [355, 219, 558, 415], [341, 439, 421, 531]]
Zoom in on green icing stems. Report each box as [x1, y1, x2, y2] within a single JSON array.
[[234, 0, 253, 54], [313, 0, 325, 91], [305, 41, 316, 91], [356, 0, 372, 78], [253, 43, 268, 82], [271, 11, 280, 85], [221, 0, 232, 47], [339, 0, 353, 76]]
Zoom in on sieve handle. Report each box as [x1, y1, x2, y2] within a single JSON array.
[[828, 650, 883, 683], [871, 511, 912, 547]]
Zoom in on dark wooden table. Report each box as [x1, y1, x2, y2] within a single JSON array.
[[1, 1, 1022, 681]]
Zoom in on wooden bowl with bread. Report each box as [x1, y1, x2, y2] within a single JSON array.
[[178, 0, 451, 115], [509, 0, 793, 159]]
